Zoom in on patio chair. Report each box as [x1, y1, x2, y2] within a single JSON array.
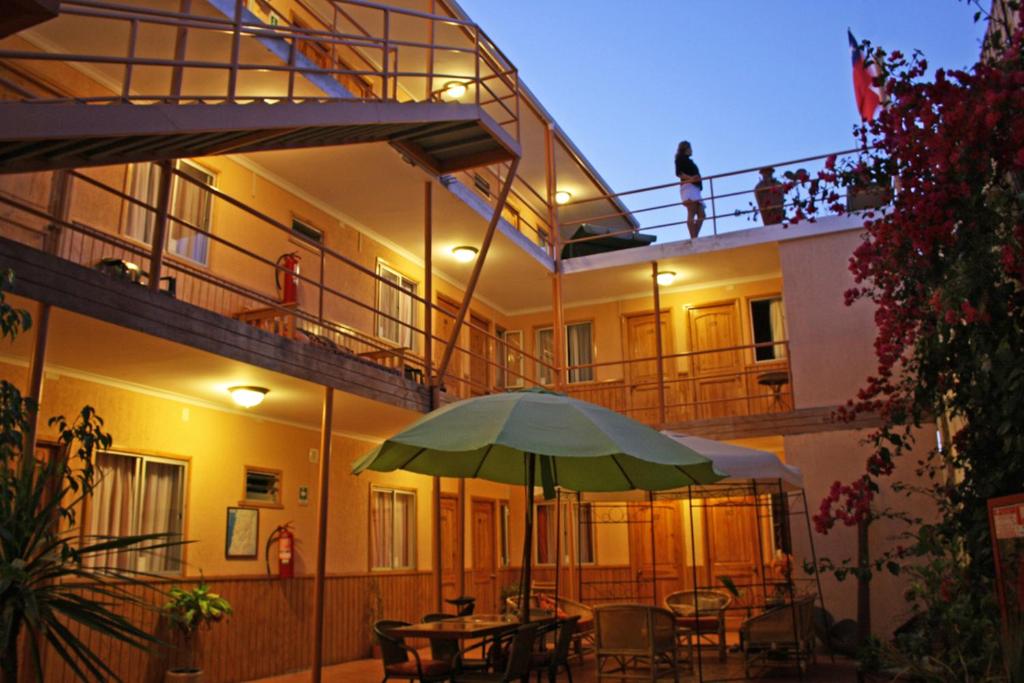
[[453, 623, 539, 682], [594, 605, 680, 682], [664, 589, 732, 662], [528, 615, 580, 683], [505, 592, 595, 660], [739, 595, 816, 677], [375, 619, 453, 682]]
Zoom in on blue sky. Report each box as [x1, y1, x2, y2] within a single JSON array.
[[458, 1, 987, 202]]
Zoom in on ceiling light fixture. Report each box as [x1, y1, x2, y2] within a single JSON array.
[[656, 271, 676, 287], [554, 190, 572, 205], [441, 81, 467, 101], [229, 386, 269, 408], [452, 245, 478, 263]]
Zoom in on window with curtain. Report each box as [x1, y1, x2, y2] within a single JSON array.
[[750, 297, 788, 361], [497, 329, 524, 389], [376, 263, 417, 349], [124, 160, 213, 265], [577, 502, 596, 564], [536, 323, 594, 385], [499, 501, 511, 568], [84, 452, 186, 574], [535, 501, 595, 565], [370, 487, 416, 570]]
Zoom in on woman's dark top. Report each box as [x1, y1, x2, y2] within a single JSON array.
[[675, 154, 703, 190]]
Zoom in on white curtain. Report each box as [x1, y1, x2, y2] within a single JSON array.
[[170, 163, 212, 264], [371, 490, 393, 568], [394, 492, 414, 568], [125, 162, 160, 244], [566, 323, 594, 383], [85, 453, 137, 569], [769, 299, 787, 360], [377, 268, 416, 348], [137, 461, 184, 573], [536, 328, 554, 385]]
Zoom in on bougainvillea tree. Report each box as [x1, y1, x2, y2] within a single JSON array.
[[792, 4, 1024, 676]]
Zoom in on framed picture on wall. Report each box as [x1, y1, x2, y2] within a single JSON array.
[[225, 506, 259, 559]]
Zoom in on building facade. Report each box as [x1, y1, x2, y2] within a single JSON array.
[[0, 1, 934, 679]]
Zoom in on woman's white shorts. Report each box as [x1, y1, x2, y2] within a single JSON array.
[[679, 182, 705, 207]]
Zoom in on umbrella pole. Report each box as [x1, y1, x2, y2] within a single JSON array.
[[520, 453, 535, 624]]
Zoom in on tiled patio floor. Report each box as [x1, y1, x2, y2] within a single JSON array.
[[250, 651, 858, 683]]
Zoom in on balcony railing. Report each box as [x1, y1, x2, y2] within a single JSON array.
[[0, 166, 556, 401], [559, 148, 883, 251], [0, 0, 520, 138], [562, 342, 793, 427]]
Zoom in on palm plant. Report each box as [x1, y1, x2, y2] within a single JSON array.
[[0, 270, 183, 681]]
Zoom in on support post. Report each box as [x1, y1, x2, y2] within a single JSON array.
[[433, 476, 443, 612], [687, 487, 705, 683], [170, 0, 192, 98], [148, 160, 173, 291], [544, 123, 565, 389], [424, 181, 434, 392], [648, 491, 658, 604], [436, 157, 520, 384], [25, 304, 50, 453], [457, 478, 466, 599], [651, 261, 667, 426], [311, 387, 334, 683]]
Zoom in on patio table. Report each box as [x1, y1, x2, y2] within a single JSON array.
[[390, 613, 554, 640]]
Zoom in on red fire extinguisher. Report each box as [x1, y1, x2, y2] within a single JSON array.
[[275, 252, 301, 304], [265, 523, 295, 579]]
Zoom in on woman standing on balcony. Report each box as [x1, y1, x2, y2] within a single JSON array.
[[675, 140, 706, 239]]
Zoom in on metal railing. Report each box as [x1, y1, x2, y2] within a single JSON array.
[[0, 0, 520, 138], [0, 166, 559, 400], [560, 341, 794, 427], [559, 148, 874, 250]]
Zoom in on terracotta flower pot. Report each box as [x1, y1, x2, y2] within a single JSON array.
[[165, 668, 204, 682]]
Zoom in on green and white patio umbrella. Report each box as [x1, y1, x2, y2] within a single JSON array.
[[352, 388, 724, 621]]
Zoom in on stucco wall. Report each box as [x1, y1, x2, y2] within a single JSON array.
[[780, 230, 877, 409]]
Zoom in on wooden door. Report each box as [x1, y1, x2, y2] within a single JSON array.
[[625, 312, 672, 426], [688, 303, 747, 419], [705, 498, 762, 624], [435, 296, 463, 397], [469, 312, 491, 396], [439, 494, 460, 604], [628, 501, 684, 604], [471, 500, 497, 613]]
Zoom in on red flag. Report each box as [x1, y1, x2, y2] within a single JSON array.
[[849, 29, 882, 121]]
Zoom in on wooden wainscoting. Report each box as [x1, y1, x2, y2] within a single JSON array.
[[36, 572, 435, 682]]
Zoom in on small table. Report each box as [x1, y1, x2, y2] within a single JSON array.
[[757, 371, 790, 408]]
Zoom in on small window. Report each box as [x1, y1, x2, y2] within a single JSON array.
[[243, 466, 281, 507], [371, 487, 416, 570], [499, 501, 511, 568], [291, 217, 323, 245], [750, 297, 787, 361], [376, 262, 418, 349]]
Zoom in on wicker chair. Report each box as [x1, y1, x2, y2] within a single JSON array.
[[375, 619, 453, 682], [739, 595, 817, 677], [664, 590, 732, 662], [594, 605, 680, 682]]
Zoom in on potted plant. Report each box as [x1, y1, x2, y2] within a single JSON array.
[[365, 577, 384, 658], [163, 580, 233, 681]]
